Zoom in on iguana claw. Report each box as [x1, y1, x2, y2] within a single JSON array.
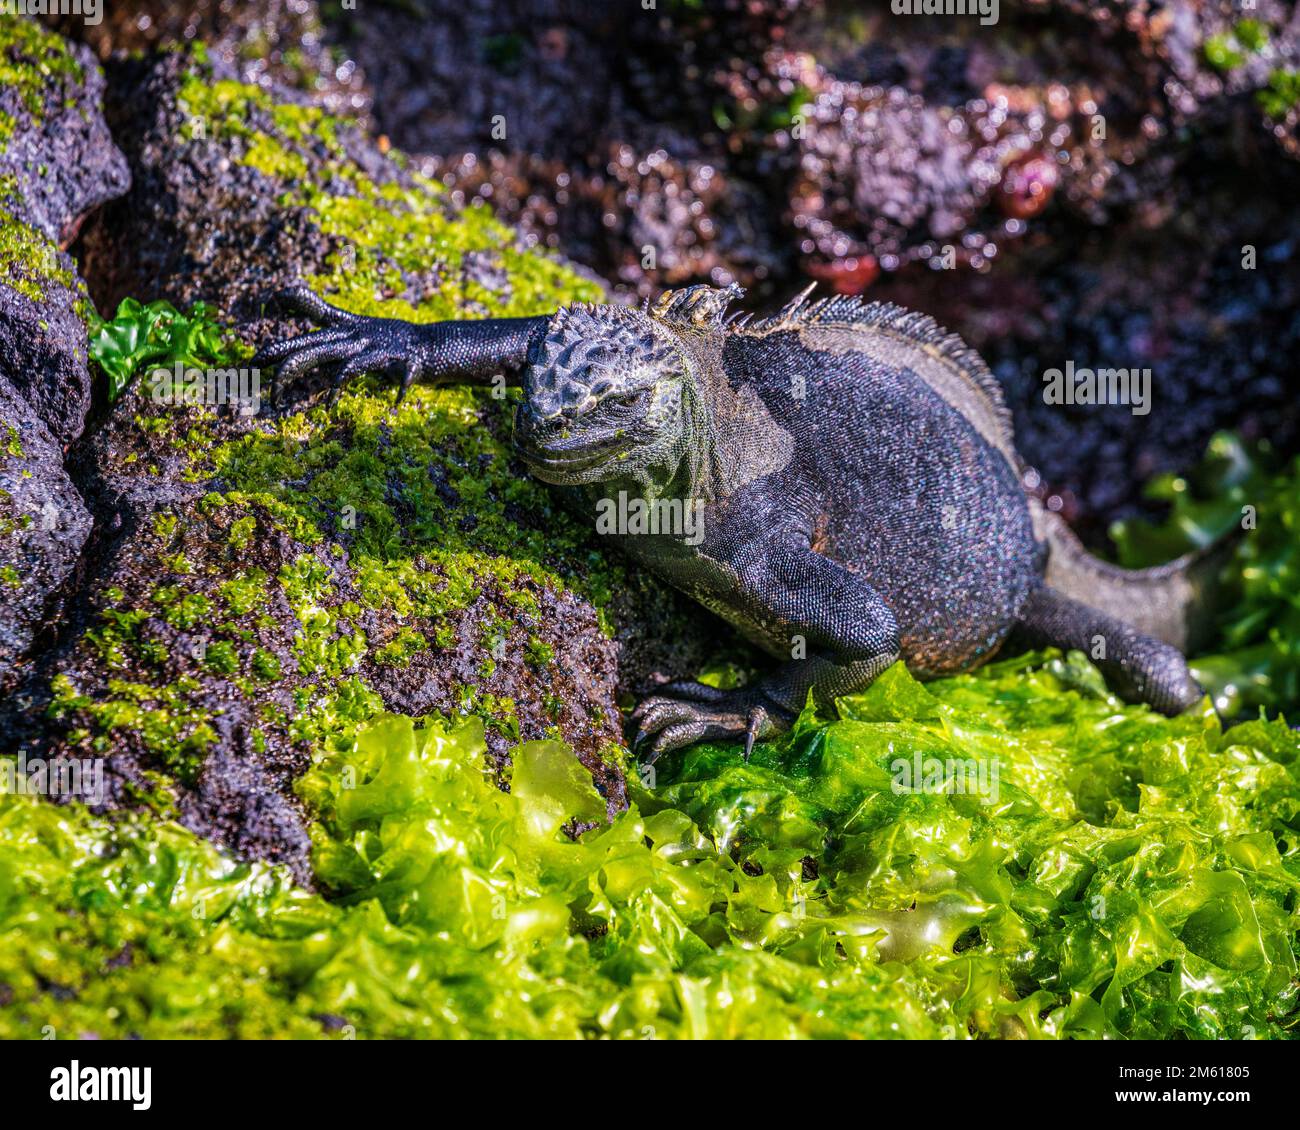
[[252, 286, 424, 407], [629, 682, 791, 764]]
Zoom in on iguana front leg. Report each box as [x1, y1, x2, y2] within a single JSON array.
[[631, 531, 901, 762], [252, 287, 547, 401]]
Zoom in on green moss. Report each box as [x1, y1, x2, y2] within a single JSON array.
[[373, 627, 428, 668], [218, 571, 269, 618], [0, 17, 85, 147], [50, 674, 217, 782], [202, 641, 240, 676], [0, 564, 19, 587], [1259, 69, 1300, 119], [152, 512, 179, 540], [152, 586, 214, 630], [526, 636, 556, 666], [1205, 20, 1269, 73], [1235, 18, 1270, 54], [250, 648, 282, 682], [228, 515, 256, 550], [84, 608, 153, 670], [1206, 33, 1247, 72], [0, 175, 77, 303], [175, 60, 595, 322]]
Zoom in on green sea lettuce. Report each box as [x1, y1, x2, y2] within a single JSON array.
[[1111, 433, 1300, 715], [4, 651, 1297, 1039]]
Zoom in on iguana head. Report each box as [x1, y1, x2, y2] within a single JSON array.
[[513, 288, 740, 488]]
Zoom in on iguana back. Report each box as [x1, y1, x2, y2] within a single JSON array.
[[705, 291, 1039, 675]]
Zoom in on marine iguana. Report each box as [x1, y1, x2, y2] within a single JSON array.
[[254, 283, 1213, 761]]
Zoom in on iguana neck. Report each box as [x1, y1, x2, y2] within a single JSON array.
[[679, 330, 795, 504]]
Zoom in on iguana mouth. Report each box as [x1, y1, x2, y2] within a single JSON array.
[[512, 392, 653, 477], [513, 433, 640, 478]]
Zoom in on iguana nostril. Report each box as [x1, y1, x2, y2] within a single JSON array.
[[559, 384, 588, 411], [523, 395, 563, 423]]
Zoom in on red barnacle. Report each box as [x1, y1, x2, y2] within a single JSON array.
[[805, 254, 880, 295], [998, 153, 1060, 220]]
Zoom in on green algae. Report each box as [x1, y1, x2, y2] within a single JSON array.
[[88, 298, 230, 402], [50, 674, 217, 782], [1205, 22, 1263, 72], [0, 174, 77, 304], [61, 51, 616, 770], [5, 656, 1299, 1039], [1259, 69, 1300, 119], [0, 16, 85, 148], [1111, 433, 1300, 717]]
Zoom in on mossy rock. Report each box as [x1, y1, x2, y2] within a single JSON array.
[[0, 21, 127, 676], [0, 18, 128, 443], [9, 45, 731, 879]]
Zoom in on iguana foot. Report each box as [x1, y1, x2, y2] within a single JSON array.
[[629, 681, 794, 763], [252, 286, 432, 405], [1011, 582, 1205, 716]]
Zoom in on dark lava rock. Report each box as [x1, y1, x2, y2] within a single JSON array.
[[0, 22, 126, 682], [320, 0, 794, 295], [2, 45, 732, 879], [1, 19, 129, 444], [47, 0, 371, 123], [0, 20, 129, 251], [72, 51, 334, 324], [340, 0, 622, 160], [0, 227, 96, 448], [0, 376, 92, 680]]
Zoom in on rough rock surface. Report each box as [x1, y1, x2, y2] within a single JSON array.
[[0, 262, 95, 450], [0, 21, 126, 682], [4, 44, 730, 881], [0, 377, 92, 679], [1, 20, 128, 442], [0, 21, 129, 251]]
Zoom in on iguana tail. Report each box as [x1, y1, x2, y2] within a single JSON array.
[[1028, 498, 1235, 656]]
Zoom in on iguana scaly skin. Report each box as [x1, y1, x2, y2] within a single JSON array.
[[255, 284, 1210, 760]]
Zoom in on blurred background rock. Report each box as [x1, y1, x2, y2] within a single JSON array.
[[49, 0, 1300, 538]]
